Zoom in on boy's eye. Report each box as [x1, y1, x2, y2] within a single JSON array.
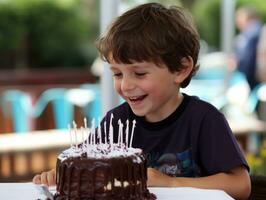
[[113, 73, 122, 77], [135, 72, 146, 76]]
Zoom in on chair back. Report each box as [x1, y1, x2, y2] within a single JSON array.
[[80, 84, 102, 122], [33, 88, 75, 129], [34, 87, 96, 129], [0, 87, 97, 132], [0, 90, 33, 133]]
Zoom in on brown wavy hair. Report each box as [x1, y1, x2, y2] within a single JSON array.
[[96, 3, 200, 88]]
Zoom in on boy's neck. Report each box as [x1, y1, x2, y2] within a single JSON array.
[[145, 92, 184, 123]]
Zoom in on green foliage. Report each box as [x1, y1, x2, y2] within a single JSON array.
[[191, 0, 221, 50], [247, 139, 266, 175], [0, 3, 25, 51], [0, 0, 99, 69], [0, 2, 26, 67]]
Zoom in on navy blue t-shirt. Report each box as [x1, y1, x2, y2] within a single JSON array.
[[100, 93, 249, 178]]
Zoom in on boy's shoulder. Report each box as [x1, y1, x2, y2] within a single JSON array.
[[183, 93, 225, 121], [185, 93, 221, 113]]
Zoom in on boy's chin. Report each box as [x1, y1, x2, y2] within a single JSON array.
[[130, 108, 145, 117]]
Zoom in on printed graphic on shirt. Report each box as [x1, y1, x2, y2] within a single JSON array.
[[147, 149, 201, 177]]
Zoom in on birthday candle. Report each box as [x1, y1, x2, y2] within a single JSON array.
[[68, 124, 73, 147], [125, 120, 129, 148], [120, 120, 124, 145], [81, 126, 84, 143], [129, 120, 136, 148], [91, 118, 95, 145], [83, 118, 88, 146], [84, 118, 87, 128], [86, 129, 91, 152], [72, 121, 78, 149], [83, 118, 90, 149], [98, 126, 102, 145], [104, 121, 107, 144], [118, 119, 121, 145], [97, 118, 102, 144], [81, 126, 84, 150], [109, 114, 114, 150], [84, 118, 87, 145]]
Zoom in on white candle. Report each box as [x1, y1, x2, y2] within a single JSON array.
[[118, 119, 121, 145], [83, 117, 89, 147], [68, 124, 73, 147], [81, 126, 84, 150], [129, 120, 136, 148], [72, 121, 78, 149], [125, 120, 129, 148], [109, 114, 114, 150], [91, 118, 95, 145], [81, 126, 84, 143], [120, 120, 124, 145], [98, 126, 102, 145], [121, 124, 124, 146], [86, 129, 91, 152], [104, 121, 107, 144], [84, 118, 87, 128], [97, 118, 102, 144]]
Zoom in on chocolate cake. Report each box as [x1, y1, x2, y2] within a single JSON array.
[[54, 144, 156, 200]]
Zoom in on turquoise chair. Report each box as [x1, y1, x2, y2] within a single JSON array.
[[228, 71, 247, 86], [80, 84, 102, 122], [0, 88, 96, 132], [33, 88, 74, 129], [1, 90, 32, 133], [34, 88, 95, 129], [246, 83, 266, 114]]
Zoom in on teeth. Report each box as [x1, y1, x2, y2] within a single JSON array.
[[128, 95, 146, 101], [129, 97, 139, 100]]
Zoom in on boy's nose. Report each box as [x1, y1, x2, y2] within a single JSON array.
[[121, 77, 135, 91]]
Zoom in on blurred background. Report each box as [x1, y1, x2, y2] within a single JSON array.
[[0, 0, 266, 182]]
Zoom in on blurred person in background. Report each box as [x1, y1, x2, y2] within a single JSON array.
[[234, 5, 263, 90]]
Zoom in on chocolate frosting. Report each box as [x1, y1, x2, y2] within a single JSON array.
[[54, 151, 156, 200]]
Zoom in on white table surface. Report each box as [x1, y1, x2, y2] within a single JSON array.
[[0, 183, 234, 200]]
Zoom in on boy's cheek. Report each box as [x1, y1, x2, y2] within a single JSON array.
[[113, 80, 119, 89], [114, 82, 122, 95]]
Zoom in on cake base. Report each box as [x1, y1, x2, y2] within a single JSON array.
[[54, 190, 156, 200], [55, 148, 156, 200]]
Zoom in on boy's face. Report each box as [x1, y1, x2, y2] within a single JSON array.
[[110, 60, 182, 122]]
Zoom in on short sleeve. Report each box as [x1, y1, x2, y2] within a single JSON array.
[[198, 111, 249, 175]]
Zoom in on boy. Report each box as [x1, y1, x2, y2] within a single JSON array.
[[33, 3, 251, 199]]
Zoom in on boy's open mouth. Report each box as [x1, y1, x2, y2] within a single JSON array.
[[128, 95, 147, 103]]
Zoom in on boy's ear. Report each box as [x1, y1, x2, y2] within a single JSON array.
[[174, 56, 193, 84]]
